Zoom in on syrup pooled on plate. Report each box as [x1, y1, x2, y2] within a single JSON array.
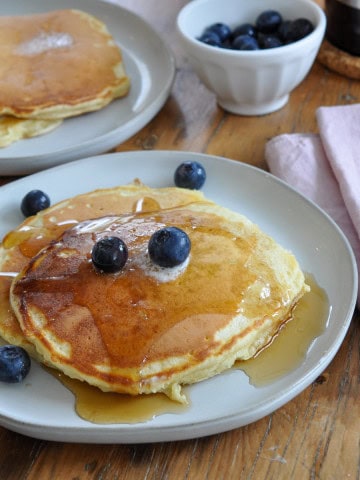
[[237, 274, 330, 385], [47, 368, 187, 424]]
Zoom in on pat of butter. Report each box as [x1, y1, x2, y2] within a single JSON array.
[[16, 32, 73, 56]]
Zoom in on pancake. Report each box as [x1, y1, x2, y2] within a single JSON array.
[[0, 9, 130, 120], [0, 183, 207, 359], [9, 201, 309, 402], [0, 116, 62, 147]]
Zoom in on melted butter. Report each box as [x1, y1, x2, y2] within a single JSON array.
[[16, 32, 74, 56], [236, 274, 330, 385], [47, 368, 187, 424]]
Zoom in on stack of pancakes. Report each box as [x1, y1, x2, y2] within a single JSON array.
[[0, 183, 309, 403], [0, 9, 130, 146]]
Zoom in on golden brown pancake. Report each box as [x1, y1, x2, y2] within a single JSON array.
[[10, 201, 309, 403], [0, 9, 130, 120], [0, 116, 62, 147], [0, 183, 207, 358]]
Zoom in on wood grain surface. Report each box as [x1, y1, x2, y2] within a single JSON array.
[[0, 1, 359, 479]]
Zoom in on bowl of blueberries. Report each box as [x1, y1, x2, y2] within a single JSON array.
[[177, 0, 326, 115]]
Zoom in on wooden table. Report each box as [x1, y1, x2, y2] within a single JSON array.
[[1, 1, 359, 479]]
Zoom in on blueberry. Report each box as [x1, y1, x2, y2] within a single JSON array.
[[286, 18, 314, 43], [220, 39, 233, 49], [91, 236, 128, 273], [198, 31, 222, 47], [231, 23, 257, 40], [148, 227, 191, 268], [232, 34, 260, 51], [0, 345, 31, 383], [174, 161, 206, 190], [21, 189, 50, 217], [277, 20, 294, 43], [257, 34, 283, 49], [205, 22, 232, 43], [256, 10, 283, 34]]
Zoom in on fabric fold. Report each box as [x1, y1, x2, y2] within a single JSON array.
[[265, 105, 360, 306], [317, 104, 360, 242]]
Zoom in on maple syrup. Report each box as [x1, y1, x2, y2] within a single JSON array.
[[133, 196, 161, 213], [47, 368, 187, 424], [236, 274, 329, 385]]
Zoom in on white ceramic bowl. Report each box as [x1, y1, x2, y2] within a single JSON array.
[[177, 0, 326, 115]]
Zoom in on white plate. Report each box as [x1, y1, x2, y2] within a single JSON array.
[[0, 0, 175, 175], [0, 151, 357, 443]]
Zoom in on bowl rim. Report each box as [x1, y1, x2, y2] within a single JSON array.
[[176, 0, 327, 58]]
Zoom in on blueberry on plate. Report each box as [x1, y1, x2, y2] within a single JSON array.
[[205, 22, 232, 43], [148, 227, 191, 268], [91, 236, 128, 273], [256, 10, 283, 34], [0, 345, 31, 383], [20, 189, 50, 217], [232, 34, 260, 50], [174, 161, 206, 190]]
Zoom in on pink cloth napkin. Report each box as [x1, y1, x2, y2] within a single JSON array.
[[265, 104, 360, 306]]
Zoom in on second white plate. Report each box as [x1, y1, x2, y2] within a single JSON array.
[[0, 0, 175, 175]]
